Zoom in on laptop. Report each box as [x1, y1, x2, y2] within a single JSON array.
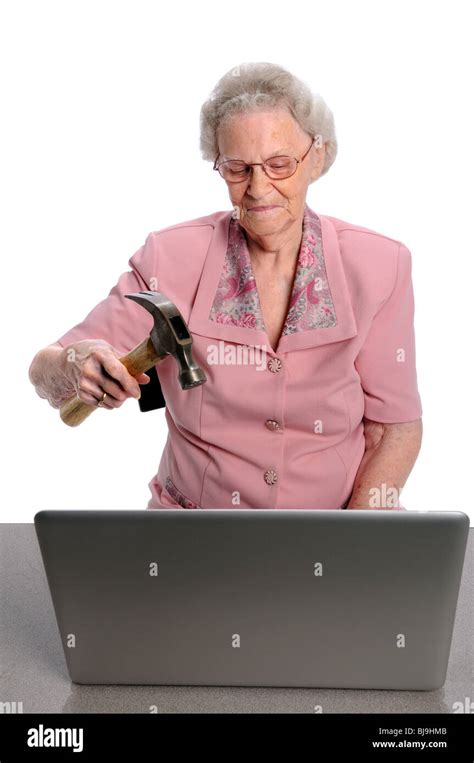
[[33, 508, 469, 690]]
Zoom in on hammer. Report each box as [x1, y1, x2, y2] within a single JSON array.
[[59, 291, 206, 427]]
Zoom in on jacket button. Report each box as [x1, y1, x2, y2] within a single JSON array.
[[267, 357, 282, 373], [264, 469, 278, 485], [265, 419, 280, 431]]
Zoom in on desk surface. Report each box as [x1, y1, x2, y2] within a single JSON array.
[[1, 524, 472, 714]]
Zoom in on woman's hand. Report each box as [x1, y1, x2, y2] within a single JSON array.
[[58, 339, 151, 409]]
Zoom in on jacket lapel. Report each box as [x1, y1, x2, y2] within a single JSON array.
[[187, 203, 358, 355]]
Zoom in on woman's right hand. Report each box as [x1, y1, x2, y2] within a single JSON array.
[[60, 339, 151, 410]]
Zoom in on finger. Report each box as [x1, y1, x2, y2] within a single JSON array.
[[89, 368, 129, 402], [104, 369, 150, 388], [97, 396, 115, 410], [86, 359, 135, 402], [75, 387, 115, 409], [77, 379, 122, 409], [99, 354, 142, 399]]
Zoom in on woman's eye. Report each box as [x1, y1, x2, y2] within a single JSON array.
[[268, 160, 290, 170]]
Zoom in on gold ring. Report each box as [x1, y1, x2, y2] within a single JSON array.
[[97, 391, 107, 407]]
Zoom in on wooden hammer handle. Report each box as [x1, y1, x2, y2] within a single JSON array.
[[59, 337, 166, 427]]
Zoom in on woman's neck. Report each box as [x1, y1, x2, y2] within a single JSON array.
[[244, 216, 304, 273]]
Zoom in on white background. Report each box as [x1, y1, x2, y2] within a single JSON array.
[[2, 0, 473, 523]]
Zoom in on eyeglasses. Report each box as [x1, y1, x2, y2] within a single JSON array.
[[213, 137, 316, 182]]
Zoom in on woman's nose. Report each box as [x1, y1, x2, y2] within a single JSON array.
[[246, 165, 274, 195]]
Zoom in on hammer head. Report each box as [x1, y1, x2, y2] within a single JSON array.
[[124, 290, 206, 389]]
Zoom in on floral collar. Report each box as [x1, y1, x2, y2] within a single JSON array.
[[208, 203, 337, 336]]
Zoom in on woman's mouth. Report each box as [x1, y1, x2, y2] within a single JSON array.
[[248, 205, 280, 213]]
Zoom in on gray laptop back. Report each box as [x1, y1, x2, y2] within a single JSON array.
[[34, 509, 469, 690]]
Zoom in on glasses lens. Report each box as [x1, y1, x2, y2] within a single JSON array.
[[217, 156, 298, 181], [264, 157, 296, 178], [219, 161, 249, 181]]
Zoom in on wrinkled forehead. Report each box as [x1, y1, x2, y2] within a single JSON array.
[[216, 107, 306, 159]]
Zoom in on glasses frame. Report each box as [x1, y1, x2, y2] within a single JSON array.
[[213, 136, 316, 182]]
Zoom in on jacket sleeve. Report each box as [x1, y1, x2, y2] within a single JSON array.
[[54, 233, 157, 355], [354, 242, 423, 423]]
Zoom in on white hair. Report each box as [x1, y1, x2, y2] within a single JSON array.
[[199, 62, 338, 176]]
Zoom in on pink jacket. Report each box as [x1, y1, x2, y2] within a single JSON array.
[[55, 203, 423, 510]]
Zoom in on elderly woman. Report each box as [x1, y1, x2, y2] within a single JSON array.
[[29, 62, 423, 511]]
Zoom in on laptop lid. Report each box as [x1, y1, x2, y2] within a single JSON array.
[[34, 509, 469, 690]]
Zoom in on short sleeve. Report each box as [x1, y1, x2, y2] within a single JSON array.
[[55, 233, 157, 355], [354, 242, 423, 423]]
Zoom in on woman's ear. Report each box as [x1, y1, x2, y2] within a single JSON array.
[[309, 144, 326, 183]]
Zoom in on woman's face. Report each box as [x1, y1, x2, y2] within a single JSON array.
[[216, 108, 326, 239]]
